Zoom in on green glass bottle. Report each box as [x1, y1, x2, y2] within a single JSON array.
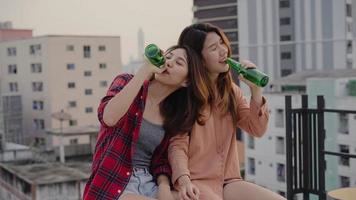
[[226, 58, 269, 87], [144, 44, 165, 68]]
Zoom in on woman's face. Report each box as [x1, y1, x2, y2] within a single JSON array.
[[201, 32, 229, 76], [154, 48, 189, 87]]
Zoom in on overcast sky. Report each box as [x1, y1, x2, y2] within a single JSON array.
[[0, 0, 193, 64]]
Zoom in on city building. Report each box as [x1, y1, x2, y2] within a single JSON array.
[[245, 69, 356, 197], [0, 161, 90, 200], [238, 0, 356, 81], [122, 28, 145, 74], [0, 34, 122, 150], [192, 0, 239, 60]]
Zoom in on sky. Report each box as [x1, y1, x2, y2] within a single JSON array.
[[0, 0, 193, 64]]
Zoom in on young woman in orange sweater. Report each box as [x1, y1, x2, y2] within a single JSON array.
[[168, 23, 286, 200]]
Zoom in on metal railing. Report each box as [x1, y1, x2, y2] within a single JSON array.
[[285, 95, 356, 200]]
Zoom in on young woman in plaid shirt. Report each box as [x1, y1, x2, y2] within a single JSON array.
[[83, 45, 207, 200]]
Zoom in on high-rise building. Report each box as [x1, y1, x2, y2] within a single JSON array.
[[238, 1, 356, 197], [122, 29, 146, 74], [193, 0, 239, 60], [137, 28, 145, 59], [238, 0, 356, 81], [245, 69, 356, 198], [0, 35, 122, 148]]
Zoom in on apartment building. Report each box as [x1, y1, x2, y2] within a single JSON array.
[[0, 35, 122, 149], [238, 0, 356, 81], [245, 69, 356, 198]]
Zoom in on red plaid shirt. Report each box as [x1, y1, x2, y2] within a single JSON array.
[[83, 74, 171, 200]]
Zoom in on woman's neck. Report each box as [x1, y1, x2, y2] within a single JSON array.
[[208, 72, 219, 83], [147, 80, 177, 105]]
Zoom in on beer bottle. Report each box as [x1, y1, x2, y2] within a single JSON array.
[[144, 44, 165, 68], [226, 58, 269, 87]]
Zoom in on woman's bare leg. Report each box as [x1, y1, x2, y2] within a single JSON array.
[[223, 181, 286, 200]]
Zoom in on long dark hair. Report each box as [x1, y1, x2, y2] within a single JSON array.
[[178, 23, 239, 127], [160, 45, 208, 137]]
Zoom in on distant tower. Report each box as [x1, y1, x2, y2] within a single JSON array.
[[137, 28, 145, 59]]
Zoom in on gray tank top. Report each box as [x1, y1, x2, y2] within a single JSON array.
[[132, 118, 165, 168]]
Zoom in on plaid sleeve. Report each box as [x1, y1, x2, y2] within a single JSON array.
[[150, 135, 172, 181], [97, 73, 133, 128]]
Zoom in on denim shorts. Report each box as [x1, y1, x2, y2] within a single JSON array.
[[119, 167, 158, 199]]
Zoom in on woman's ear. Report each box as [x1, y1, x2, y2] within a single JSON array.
[[181, 80, 189, 87]]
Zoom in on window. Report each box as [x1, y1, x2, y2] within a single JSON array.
[[85, 89, 93, 95], [338, 113, 349, 134], [68, 101, 77, 108], [33, 119, 45, 130], [8, 64, 17, 74], [69, 120, 78, 126], [85, 107, 93, 113], [212, 19, 237, 29], [195, 6, 237, 19], [281, 69, 293, 76], [279, 0, 290, 8], [84, 71, 92, 77], [277, 163, 286, 182], [346, 4, 352, 17], [275, 109, 284, 128], [66, 45, 74, 51], [100, 81, 108, 87], [225, 32, 238, 42], [33, 100, 44, 110], [32, 82, 43, 92], [98, 45, 106, 51], [31, 63, 42, 73], [30, 44, 41, 55], [248, 135, 255, 149], [340, 176, 350, 187], [9, 82, 18, 92], [347, 59, 353, 69], [34, 137, 46, 145], [347, 22, 352, 33], [276, 137, 285, 154], [339, 144, 350, 166], [7, 47, 16, 56], [83, 45, 91, 58], [280, 35, 291, 41], [99, 63, 107, 69], [280, 17, 291, 25], [230, 44, 239, 55], [248, 158, 256, 175], [68, 82, 76, 89], [236, 130, 243, 141], [347, 40, 352, 54], [67, 63, 75, 70], [69, 138, 78, 145], [281, 52, 292, 59]]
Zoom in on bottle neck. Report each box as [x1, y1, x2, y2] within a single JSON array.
[[226, 58, 245, 74]]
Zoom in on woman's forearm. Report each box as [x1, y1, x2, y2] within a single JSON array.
[[103, 66, 152, 126], [157, 175, 175, 200], [250, 87, 263, 107]]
